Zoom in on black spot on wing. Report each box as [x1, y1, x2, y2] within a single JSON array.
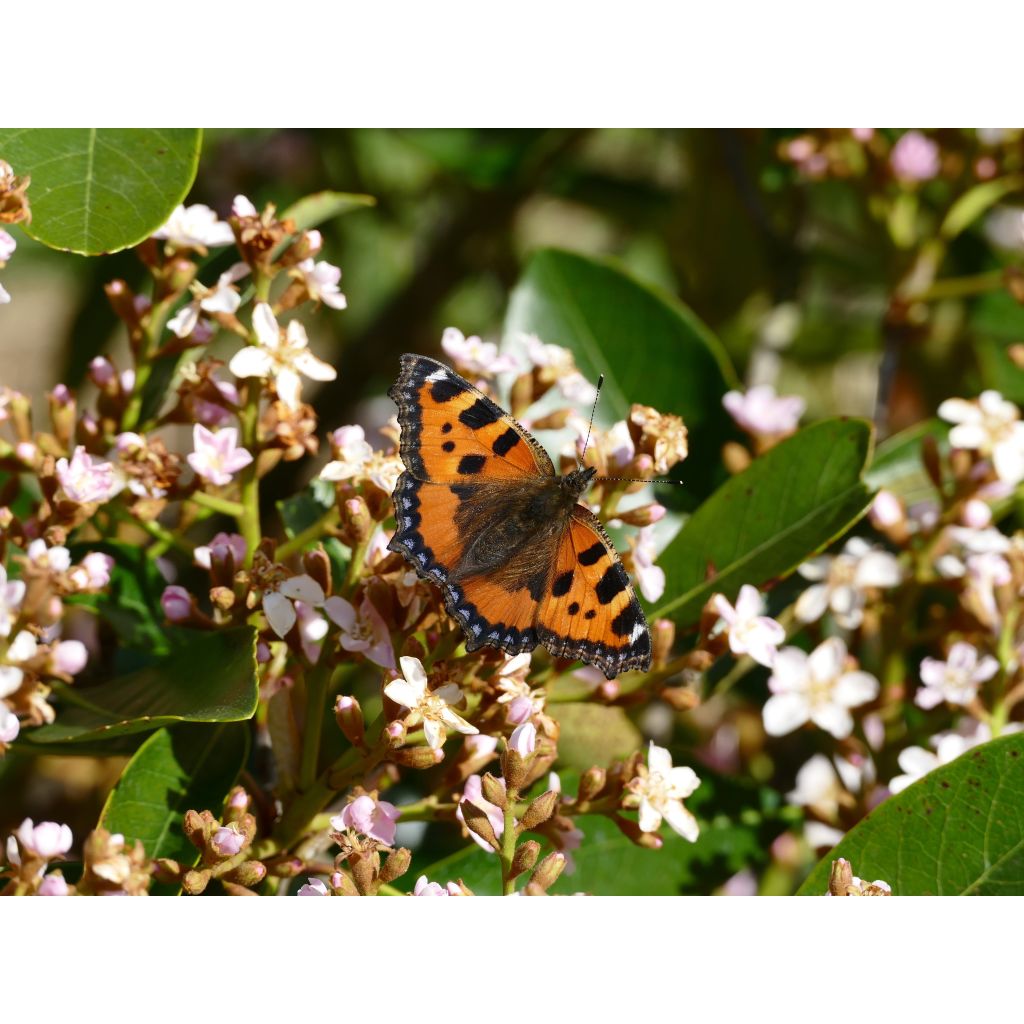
[[584, 609, 596, 620], [458, 454, 487, 475], [552, 570, 573, 597], [442, 441, 455, 452], [567, 601, 580, 615], [595, 564, 628, 605], [578, 542, 605, 566], [431, 377, 466, 403], [611, 600, 642, 637], [449, 483, 476, 502], [492, 427, 521, 457], [526, 570, 547, 602], [441, 422, 452, 434], [459, 398, 501, 430]]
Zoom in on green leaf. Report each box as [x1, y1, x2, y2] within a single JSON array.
[[415, 771, 791, 895], [280, 190, 376, 231], [277, 479, 335, 537], [100, 723, 249, 884], [798, 733, 1024, 895], [22, 627, 258, 745], [549, 704, 643, 772], [866, 419, 947, 506], [940, 175, 1024, 240], [0, 128, 202, 255], [504, 248, 738, 502], [653, 418, 874, 626]]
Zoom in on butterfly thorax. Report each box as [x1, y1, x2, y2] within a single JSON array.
[[450, 466, 596, 589]]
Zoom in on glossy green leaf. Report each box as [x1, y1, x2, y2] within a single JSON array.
[[280, 190, 376, 231], [504, 248, 738, 502], [798, 733, 1024, 895], [415, 771, 791, 895], [22, 627, 258, 745], [100, 723, 249, 880], [940, 175, 1024, 240], [653, 418, 874, 626], [0, 128, 202, 254], [865, 419, 948, 506]]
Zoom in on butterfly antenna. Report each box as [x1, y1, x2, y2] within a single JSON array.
[[578, 374, 604, 469]]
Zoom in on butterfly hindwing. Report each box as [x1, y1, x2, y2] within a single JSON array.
[[389, 353, 554, 482], [536, 508, 652, 678]]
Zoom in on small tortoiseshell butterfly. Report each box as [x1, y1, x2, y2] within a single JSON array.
[[388, 353, 652, 679]]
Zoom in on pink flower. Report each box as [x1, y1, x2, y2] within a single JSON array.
[[722, 386, 805, 437], [187, 424, 254, 486], [7, 818, 73, 865], [161, 585, 192, 623], [194, 533, 247, 570], [917, 642, 998, 709], [262, 574, 325, 638], [441, 327, 519, 375], [0, 228, 15, 262], [324, 595, 396, 670], [55, 447, 122, 504], [331, 794, 400, 845], [890, 131, 940, 183], [68, 552, 114, 591], [629, 526, 665, 603], [412, 876, 464, 896], [509, 722, 537, 756], [295, 258, 347, 310], [210, 824, 245, 857], [297, 877, 329, 896], [457, 775, 506, 851], [0, 702, 19, 743], [0, 564, 25, 638], [37, 873, 70, 896], [711, 585, 785, 667]]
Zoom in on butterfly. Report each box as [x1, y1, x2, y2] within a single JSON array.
[[387, 353, 652, 679]]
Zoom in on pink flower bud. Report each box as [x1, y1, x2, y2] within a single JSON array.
[[297, 877, 329, 896], [52, 640, 87, 675], [89, 357, 117, 388], [161, 585, 192, 623], [37, 873, 70, 896], [50, 384, 73, 406], [509, 722, 537, 756], [869, 489, 904, 529], [305, 230, 323, 255], [962, 499, 992, 529]]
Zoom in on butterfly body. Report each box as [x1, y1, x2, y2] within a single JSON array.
[[388, 354, 651, 678]]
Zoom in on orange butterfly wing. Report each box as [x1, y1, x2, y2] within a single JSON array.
[[388, 353, 652, 678], [535, 508, 652, 677]]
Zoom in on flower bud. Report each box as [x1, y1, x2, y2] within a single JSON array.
[[228, 860, 267, 888], [962, 498, 992, 529], [161, 585, 193, 623], [612, 814, 663, 849], [183, 809, 213, 848], [390, 745, 444, 769], [210, 824, 246, 857], [222, 881, 259, 896], [652, 618, 675, 667], [508, 721, 537, 757], [182, 868, 211, 895], [385, 720, 407, 747], [481, 772, 508, 809], [152, 858, 183, 883], [210, 585, 235, 610], [333, 871, 359, 896], [224, 787, 251, 821], [460, 800, 501, 851], [617, 503, 667, 527], [661, 685, 701, 711], [577, 766, 607, 804], [379, 847, 412, 884], [501, 748, 527, 792], [341, 496, 374, 544], [88, 356, 118, 391], [510, 839, 540, 879], [303, 545, 332, 595], [828, 858, 855, 896], [528, 851, 566, 892], [518, 790, 559, 832], [334, 694, 366, 747]]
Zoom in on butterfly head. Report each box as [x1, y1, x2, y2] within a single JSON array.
[[562, 465, 598, 500]]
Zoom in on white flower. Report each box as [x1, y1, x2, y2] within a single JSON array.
[[323, 595, 396, 670], [0, 702, 19, 743], [938, 390, 1024, 486], [795, 537, 901, 628], [295, 258, 347, 310], [441, 327, 519, 375], [764, 637, 879, 739], [887, 720, 1018, 793], [629, 526, 665, 603], [26, 539, 72, 574], [722, 385, 805, 437], [917, 642, 998, 709], [152, 203, 234, 249], [0, 629, 39, 699], [0, 564, 26, 638], [229, 303, 337, 409], [167, 262, 249, 338], [521, 333, 598, 403], [187, 424, 254, 486], [383, 656, 478, 750], [711, 585, 785, 667], [55, 447, 123, 505], [232, 195, 257, 217], [0, 228, 15, 262], [786, 753, 862, 819], [262, 574, 326, 638], [320, 424, 373, 481], [626, 742, 701, 842], [495, 656, 544, 725]]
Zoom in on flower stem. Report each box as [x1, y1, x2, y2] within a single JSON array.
[[277, 506, 341, 561], [499, 790, 518, 895], [190, 491, 246, 517], [298, 660, 336, 791]]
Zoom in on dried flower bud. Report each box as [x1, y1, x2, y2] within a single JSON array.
[[660, 685, 701, 711], [628, 404, 688, 474], [461, 800, 502, 851], [152, 858, 183, 884], [303, 545, 332, 595], [518, 790, 559, 832], [510, 840, 541, 879], [341, 496, 374, 545], [379, 847, 412, 884], [652, 618, 676, 667], [390, 745, 444, 769], [578, 766, 607, 804], [529, 851, 566, 892], [481, 772, 508, 809], [182, 868, 212, 895], [501, 748, 528, 792]]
